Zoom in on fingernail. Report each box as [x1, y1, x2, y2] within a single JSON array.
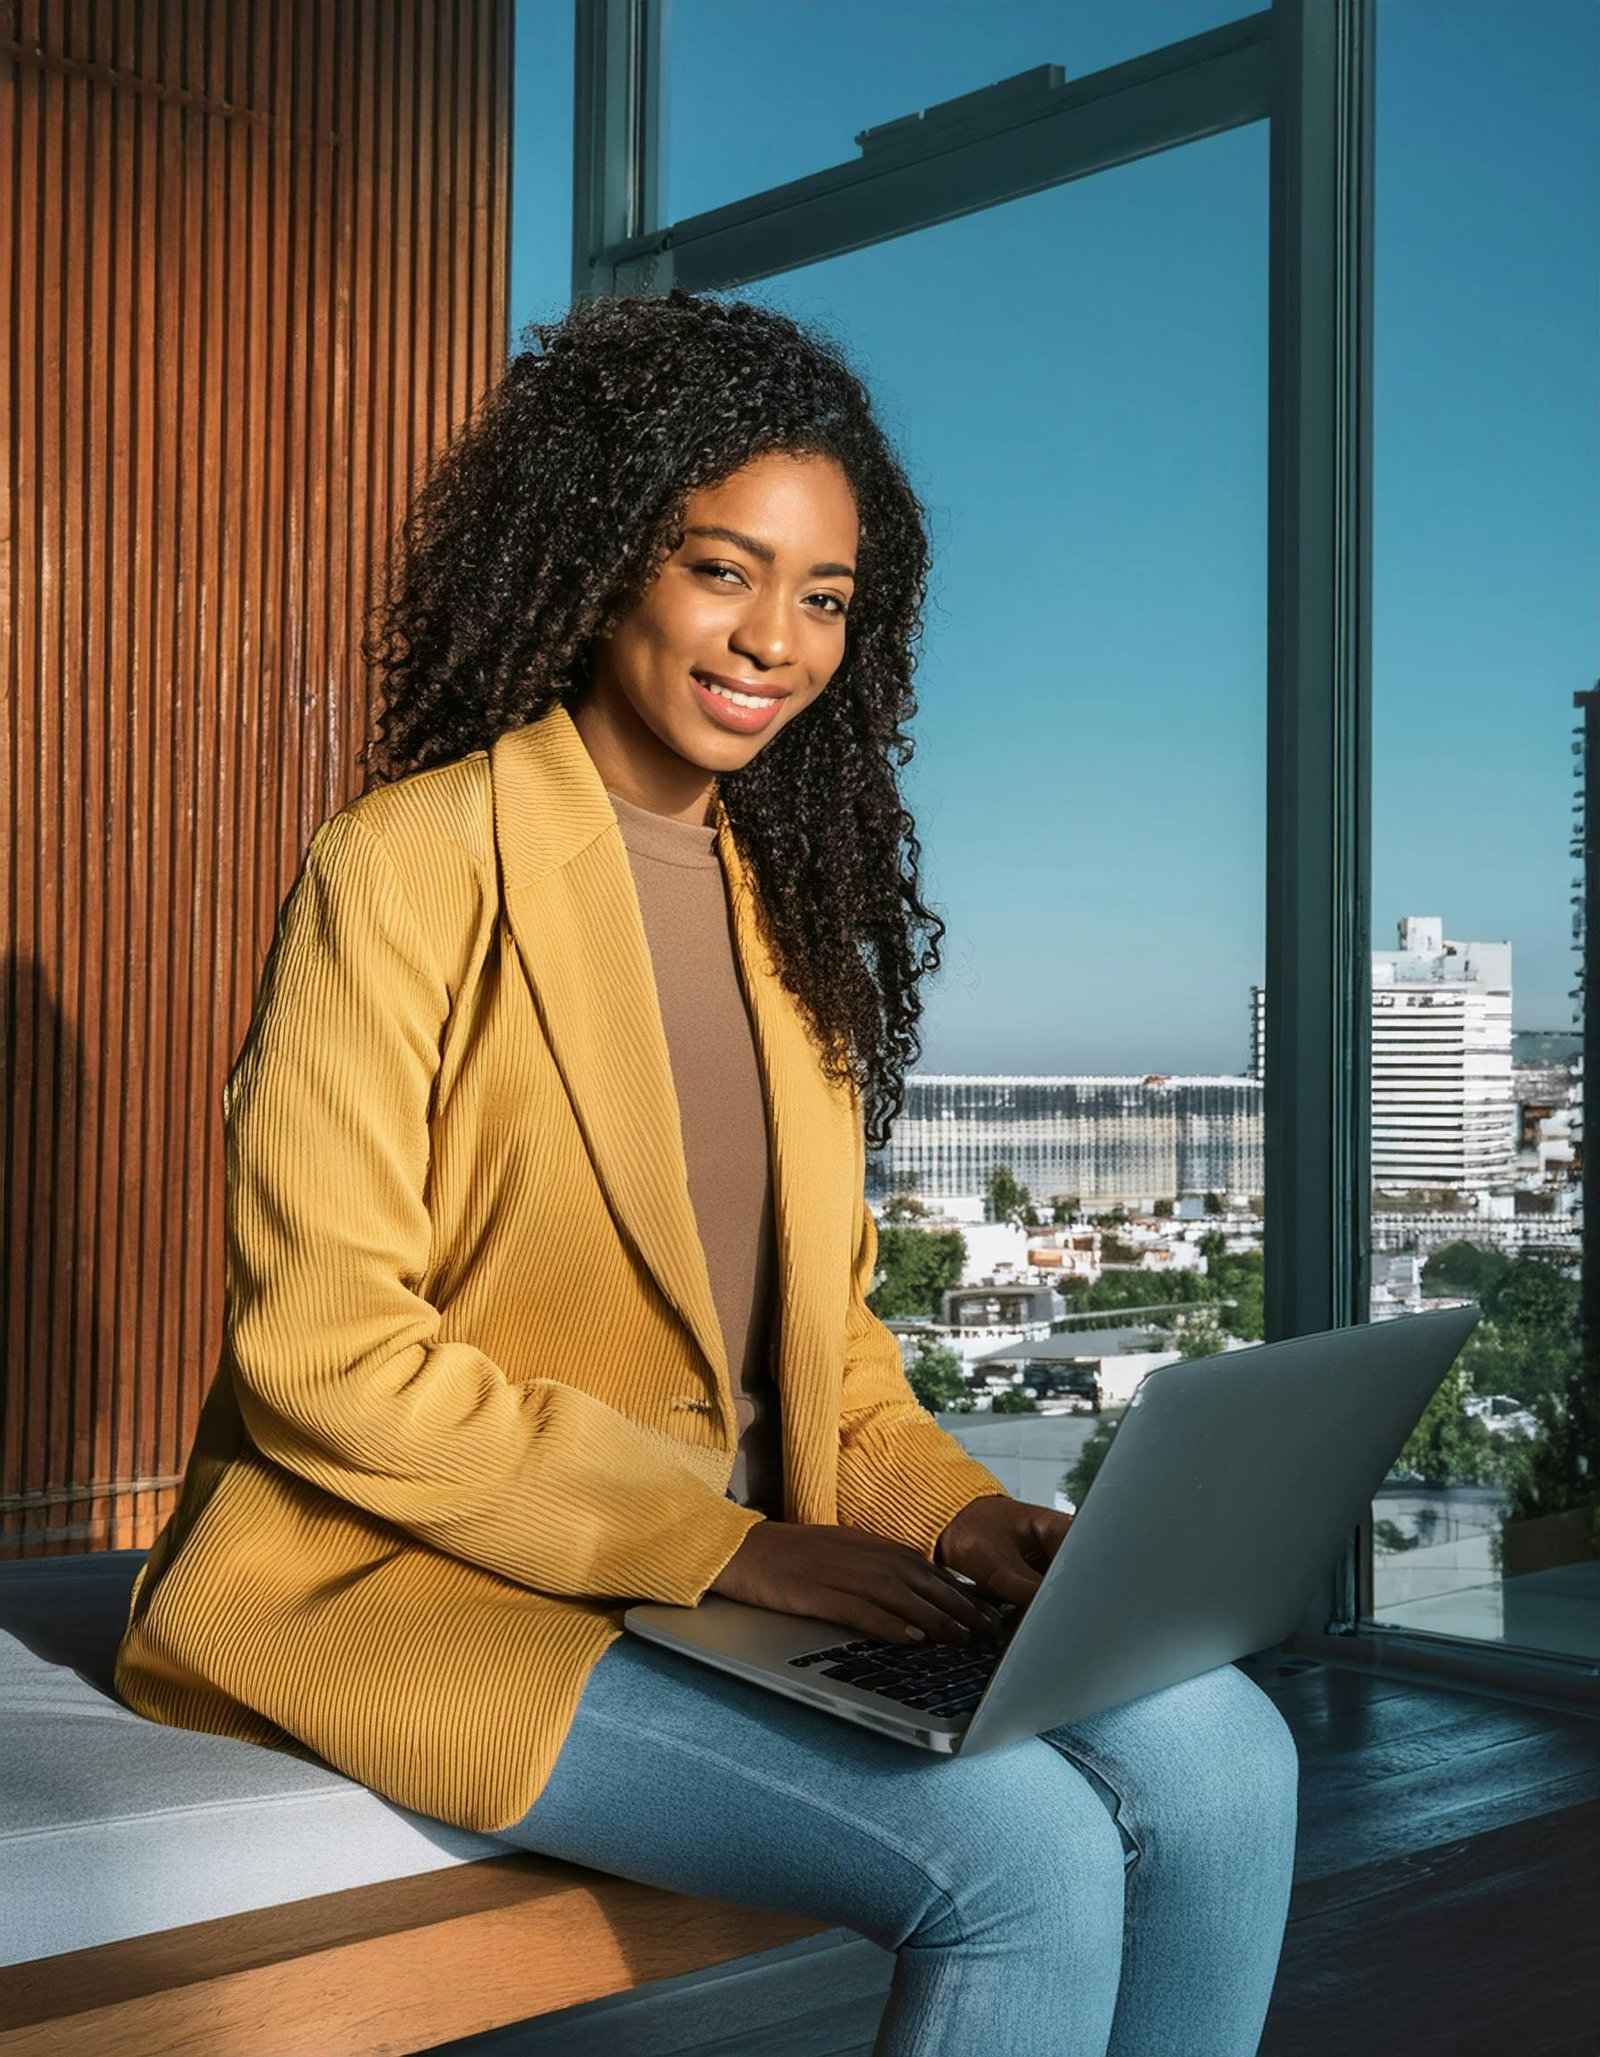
[[906, 1625, 926, 1640]]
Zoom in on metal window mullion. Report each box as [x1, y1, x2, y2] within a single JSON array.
[[572, 0, 668, 304], [1268, 0, 1376, 1641]]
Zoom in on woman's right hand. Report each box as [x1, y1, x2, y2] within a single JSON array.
[[707, 1520, 1005, 1646]]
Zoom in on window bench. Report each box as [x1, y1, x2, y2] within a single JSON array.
[[0, 1550, 836, 2054]]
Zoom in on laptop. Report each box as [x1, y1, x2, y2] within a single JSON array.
[[625, 1304, 1483, 1755]]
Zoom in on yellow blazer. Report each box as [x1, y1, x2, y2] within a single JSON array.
[[114, 701, 1008, 1834]]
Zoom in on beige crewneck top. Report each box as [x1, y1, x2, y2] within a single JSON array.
[[605, 785, 783, 1519]]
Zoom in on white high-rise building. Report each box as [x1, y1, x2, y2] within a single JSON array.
[[1249, 916, 1515, 1195], [1371, 916, 1516, 1193]]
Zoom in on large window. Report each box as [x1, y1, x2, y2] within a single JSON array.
[[1364, 0, 1598, 1664], [529, 0, 1598, 1689]]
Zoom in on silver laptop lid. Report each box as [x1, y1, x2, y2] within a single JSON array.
[[958, 1304, 1482, 1755]]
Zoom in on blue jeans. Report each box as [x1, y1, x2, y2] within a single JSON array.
[[489, 1635, 1300, 2057]]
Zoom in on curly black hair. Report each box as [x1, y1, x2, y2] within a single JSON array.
[[359, 286, 946, 1154]]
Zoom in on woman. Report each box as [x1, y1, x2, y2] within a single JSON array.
[[115, 288, 1298, 2055]]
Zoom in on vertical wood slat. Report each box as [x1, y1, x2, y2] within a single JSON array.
[[1, 0, 514, 1556]]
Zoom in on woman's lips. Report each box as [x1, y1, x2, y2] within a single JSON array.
[[691, 670, 785, 734]]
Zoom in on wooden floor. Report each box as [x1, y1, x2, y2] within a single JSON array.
[[424, 1655, 1600, 2057]]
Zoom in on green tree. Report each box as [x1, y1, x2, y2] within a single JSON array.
[[1155, 1304, 1230, 1361], [1050, 1194, 1080, 1225], [1204, 1190, 1225, 1215], [1420, 1250, 1581, 1421], [1194, 1232, 1266, 1343], [1226, 1268, 1266, 1343], [1486, 1256, 1579, 1335], [1460, 1318, 1577, 1410], [1422, 1240, 1508, 1302], [986, 1164, 1032, 1225], [1394, 1360, 1520, 1489], [1062, 1411, 1123, 1509], [1504, 1348, 1599, 1539], [905, 1341, 972, 1414], [991, 1387, 1039, 1414], [1476, 1242, 1593, 1544], [1056, 1268, 1212, 1321], [867, 1223, 967, 1319]]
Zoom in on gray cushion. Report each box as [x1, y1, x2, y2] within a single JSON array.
[[0, 1551, 508, 1968]]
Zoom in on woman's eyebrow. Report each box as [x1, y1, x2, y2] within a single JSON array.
[[683, 523, 855, 580]]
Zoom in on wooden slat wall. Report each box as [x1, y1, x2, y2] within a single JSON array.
[[1, 0, 514, 1555]]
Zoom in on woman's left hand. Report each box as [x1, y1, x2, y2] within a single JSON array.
[[932, 1493, 1074, 1607]]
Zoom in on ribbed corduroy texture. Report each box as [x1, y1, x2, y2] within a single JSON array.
[[112, 705, 1010, 1835]]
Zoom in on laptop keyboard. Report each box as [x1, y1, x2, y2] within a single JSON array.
[[788, 1600, 1022, 1720]]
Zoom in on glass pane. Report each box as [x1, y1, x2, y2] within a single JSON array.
[[665, 0, 1263, 225], [725, 118, 1266, 1510], [1365, 0, 1599, 1661], [511, 0, 577, 343]]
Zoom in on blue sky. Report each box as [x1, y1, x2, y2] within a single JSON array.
[[511, 0, 1598, 1075]]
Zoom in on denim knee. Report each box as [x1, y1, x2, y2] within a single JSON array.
[[1223, 1666, 1301, 1812], [1134, 1664, 1300, 1858], [903, 1744, 1130, 1955]]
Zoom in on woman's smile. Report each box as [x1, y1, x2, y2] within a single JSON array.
[[690, 669, 788, 733], [571, 448, 859, 822]]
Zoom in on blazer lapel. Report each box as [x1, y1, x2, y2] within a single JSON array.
[[489, 704, 859, 1502], [490, 708, 729, 1412], [712, 790, 860, 1521]]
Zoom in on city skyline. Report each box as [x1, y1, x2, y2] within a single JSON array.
[[866, 903, 1575, 1226]]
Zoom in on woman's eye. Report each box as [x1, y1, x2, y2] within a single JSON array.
[[695, 564, 846, 616]]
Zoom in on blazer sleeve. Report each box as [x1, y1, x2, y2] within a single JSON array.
[[833, 1113, 1012, 1562], [222, 806, 765, 1606]]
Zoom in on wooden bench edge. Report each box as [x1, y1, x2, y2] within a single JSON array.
[[0, 1850, 833, 2054]]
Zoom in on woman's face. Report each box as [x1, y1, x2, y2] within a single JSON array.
[[575, 448, 859, 821]]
